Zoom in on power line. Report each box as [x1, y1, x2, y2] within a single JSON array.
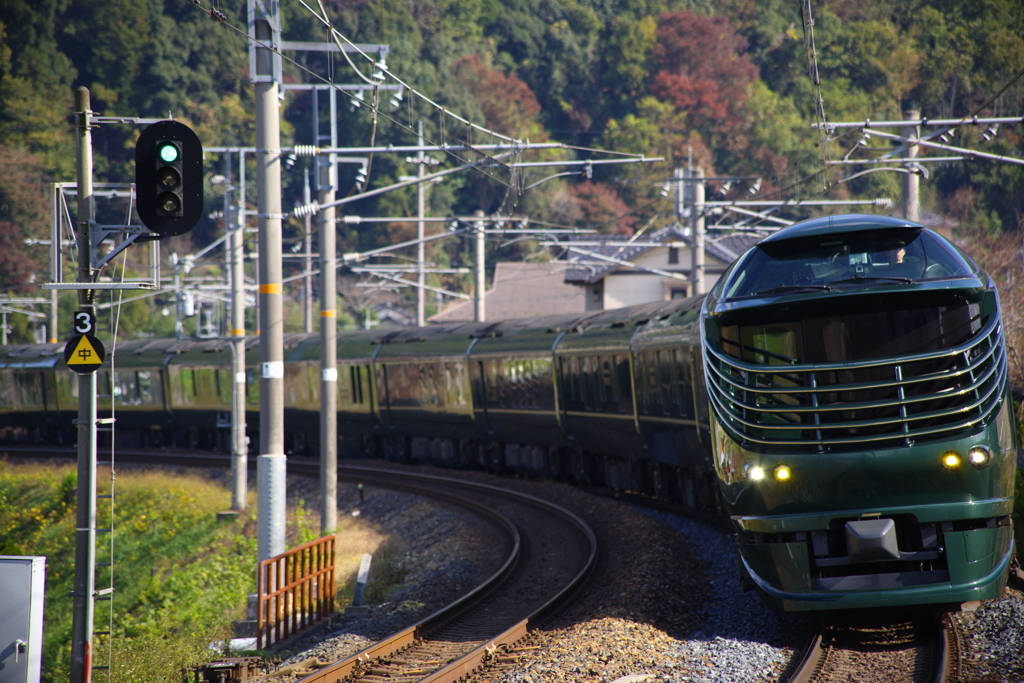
[[184, 0, 519, 189]]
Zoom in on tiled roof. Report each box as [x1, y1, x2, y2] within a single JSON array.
[[430, 262, 587, 323]]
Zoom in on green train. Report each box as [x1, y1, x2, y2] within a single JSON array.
[[0, 213, 1015, 612], [702, 214, 1017, 611]]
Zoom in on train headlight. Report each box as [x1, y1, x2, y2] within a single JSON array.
[[967, 445, 992, 469], [941, 451, 962, 470], [746, 465, 766, 481], [773, 464, 792, 481]]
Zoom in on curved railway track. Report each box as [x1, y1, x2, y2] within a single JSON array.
[[5, 447, 598, 683], [299, 465, 598, 683], [786, 615, 960, 683]]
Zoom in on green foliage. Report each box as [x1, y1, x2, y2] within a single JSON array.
[[0, 462, 256, 683], [1, 0, 1024, 325]]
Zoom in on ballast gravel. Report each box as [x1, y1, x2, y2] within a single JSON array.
[[953, 583, 1024, 682], [264, 461, 1023, 683]]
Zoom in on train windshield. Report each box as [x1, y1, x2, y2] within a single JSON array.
[[723, 228, 977, 299]]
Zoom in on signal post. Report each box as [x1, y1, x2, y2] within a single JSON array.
[[66, 89, 204, 683], [69, 86, 98, 683]]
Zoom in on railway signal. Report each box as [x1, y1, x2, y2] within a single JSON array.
[[135, 120, 204, 236]]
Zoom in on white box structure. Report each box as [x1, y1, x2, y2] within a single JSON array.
[[0, 557, 46, 683]]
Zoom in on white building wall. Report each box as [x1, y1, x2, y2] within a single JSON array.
[[603, 274, 667, 309]]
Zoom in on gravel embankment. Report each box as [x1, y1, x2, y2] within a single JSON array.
[[272, 474, 506, 667], [953, 582, 1024, 682]]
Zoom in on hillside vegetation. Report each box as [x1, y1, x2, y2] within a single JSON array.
[[0, 461, 256, 683], [0, 0, 1022, 339]]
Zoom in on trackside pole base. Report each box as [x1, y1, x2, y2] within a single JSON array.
[[257, 453, 287, 562]]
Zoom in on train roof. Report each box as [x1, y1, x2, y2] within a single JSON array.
[[759, 213, 922, 244], [0, 343, 64, 368]]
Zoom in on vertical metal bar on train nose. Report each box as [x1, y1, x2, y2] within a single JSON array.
[[895, 364, 910, 446]]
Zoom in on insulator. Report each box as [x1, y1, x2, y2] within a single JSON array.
[[292, 201, 320, 218], [292, 145, 318, 157]]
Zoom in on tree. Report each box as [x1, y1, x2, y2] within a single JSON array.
[[571, 181, 635, 235], [450, 53, 545, 139], [649, 11, 759, 142]]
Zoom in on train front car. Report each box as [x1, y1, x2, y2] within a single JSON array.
[[700, 214, 1016, 613]]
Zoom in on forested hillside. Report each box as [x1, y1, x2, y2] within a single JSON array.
[[0, 0, 1022, 339]]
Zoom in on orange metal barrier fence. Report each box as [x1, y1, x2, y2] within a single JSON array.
[[257, 535, 335, 649]]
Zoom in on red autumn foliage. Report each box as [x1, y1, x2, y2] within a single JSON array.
[[0, 222, 36, 292], [650, 11, 758, 134], [571, 181, 636, 235], [452, 55, 543, 138]]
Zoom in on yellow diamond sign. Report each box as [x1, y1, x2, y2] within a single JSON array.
[[64, 334, 105, 374]]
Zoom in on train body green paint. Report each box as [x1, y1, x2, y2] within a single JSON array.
[[702, 214, 1017, 612]]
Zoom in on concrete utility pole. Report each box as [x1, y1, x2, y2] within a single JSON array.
[[687, 166, 706, 295], [314, 87, 338, 535], [302, 169, 314, 333], [70, 86, 98, 683], [226, 152, 248, 512], [672, 167, 685, 226], [902, 110, 921, 223], [253, 6, 286, 562], [49, 289, 58, 343], [473, 210, 486, 322], [416, 122, 427, 327]]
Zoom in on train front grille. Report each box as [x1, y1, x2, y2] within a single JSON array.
[[703, 315, 1006, 450]]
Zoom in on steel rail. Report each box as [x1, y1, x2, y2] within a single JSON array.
[[785, 617, 952, 683], [290, 465, 598, 683]]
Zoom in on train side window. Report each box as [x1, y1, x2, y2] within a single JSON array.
[[445, 361, 468, 408], [580, 356, 593, 411], [307, 365, 319, 403], [602, 356, 615, 413], [387, 364, 409, 406], [659, 350, 675, 413], [115, 370, 139, 405], [197, 368, 216, 402], [482, 360, 498, 407], [675, 348, 694, 418], [497, 360, 509, 409], [244, 368, 259, 404], [633, 356, 646, 415], [345, 366, 357, 405], [567, 356, 581, 410], [647, 351, 661, 413], [216, 369, 232, 405], [17, 372, 44, 408], [0, 373, 14, 408], [616, 355, 632, 415], [539, 359, 548, 410], [138, 371, 153, 404], [179, 369, 195, 404]]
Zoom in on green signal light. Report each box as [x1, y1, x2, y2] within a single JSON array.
[[158, 142, 181, 164]]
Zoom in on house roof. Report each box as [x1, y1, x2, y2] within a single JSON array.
[[430, 261, 587, 323], [563, 225, 762, 284]]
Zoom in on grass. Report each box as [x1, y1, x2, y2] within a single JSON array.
[[0, 460, 256, 683], [0, 461, 413, 683]]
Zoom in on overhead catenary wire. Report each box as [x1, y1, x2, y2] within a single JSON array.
[[184, 0, 519, 189], [800, 0, 831, 188]]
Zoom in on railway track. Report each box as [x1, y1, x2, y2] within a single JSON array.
[[292, 465, 597, 683], [786, 615, 960, 683], [5, 447, 599, 683]]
